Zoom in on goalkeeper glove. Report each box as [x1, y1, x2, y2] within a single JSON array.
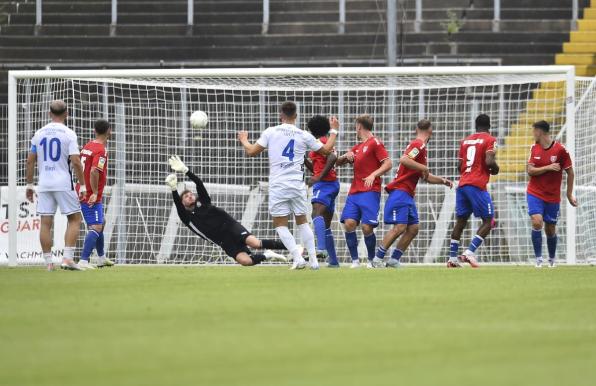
[[169, 155, 189, 174], [165, 174, 178, 191]]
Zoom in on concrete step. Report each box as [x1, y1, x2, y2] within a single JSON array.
[[574, 64, 596, 76], [555, 53, 596, 65], [563, 42, 596, 53], [0, 23, 263, 36], [578, 19, 596, 31], [8, 12, 263, 25], [569, 31, 596, 42], [582, 7, 596, 19]]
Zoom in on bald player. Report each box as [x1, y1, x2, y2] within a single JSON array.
[[26, 100, 86, 271]]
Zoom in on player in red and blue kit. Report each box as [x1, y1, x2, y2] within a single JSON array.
[[76, 119, 114, 269], [526, 120, 577, 268], [373, 119, 453, 268], [448, 114, 500, 268], [336, 115, 392, 268], [304, 115, 340, 267]]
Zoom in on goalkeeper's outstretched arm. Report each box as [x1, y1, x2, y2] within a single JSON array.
[[168, 155, 212, 206], [166, 174, 189, 222], [185, 170, 211, 206]]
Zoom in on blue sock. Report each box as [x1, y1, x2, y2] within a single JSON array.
[[391, 248, 404, 261], [547, 235, 557, 261], [312, 216, 327, 253], [81, 230, 100, 261], [325, 228, 338, 265], [96, 231, 105, 257], [345, 231, 359, 261], [449, 239, 460, 261], [467, 235, 484, 253], [531, 229, 543, 259], [364, 233, 376, 260], [376, 246, 387, 259]]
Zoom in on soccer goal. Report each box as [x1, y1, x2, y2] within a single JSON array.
[[4, 66, 595, 266]]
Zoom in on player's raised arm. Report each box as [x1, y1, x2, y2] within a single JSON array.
[[168, 155, 212, 206], [238, 130, 266, 157]]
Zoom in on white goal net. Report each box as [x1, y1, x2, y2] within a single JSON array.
[[4, 67, 595, 265]]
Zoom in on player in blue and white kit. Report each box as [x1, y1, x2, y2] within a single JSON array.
[[238, 101, 338, 270], [25, 100, 86, 271]]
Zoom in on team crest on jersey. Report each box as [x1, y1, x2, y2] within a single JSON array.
[[550, 156, 557, 163], [408, 147, 420, 159], [363, 146, 368, 153], [97, 157, 106, 170]]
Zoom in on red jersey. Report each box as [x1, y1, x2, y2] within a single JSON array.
[[458, 132, 497, 191], [386, 138, 427, 197], [527, 141, 572, 203], [348, 136, 389, 194], [309, 136, 337, 182], [78, 140, 108, 203]]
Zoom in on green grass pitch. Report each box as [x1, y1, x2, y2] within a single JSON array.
[[1, 266, 595, 386]]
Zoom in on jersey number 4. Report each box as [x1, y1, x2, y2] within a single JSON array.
[[282, 139, 295, 161], [39, 137, 61, 162], [464, 145, 476, 173]]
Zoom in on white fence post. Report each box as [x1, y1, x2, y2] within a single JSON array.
[[187, 0, 194, 27], [110, 0, 117, 36], [262, 0, 270, 34], [387, 0, 397, 66], [415, 0, 422, 33], [338, 0, 345, 34], [493, 0, 500, 32], [35, 0, 42, 26], [572, 0, 579, 30]]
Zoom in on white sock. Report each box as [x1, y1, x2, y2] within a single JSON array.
[[298, 223, 317, 261], [63, 246, 74, 261], [43, 253, 52, 264], [275, 226, 301, 260]]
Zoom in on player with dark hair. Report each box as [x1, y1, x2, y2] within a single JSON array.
[[336, 114, 392, 268], [166, 156, 288, 266], [447, 114, 500, 268], [76, 119, 115, 269], [373, 119, 453, 268], [526, 120, 577, 268], [304, 115, 340, 267]]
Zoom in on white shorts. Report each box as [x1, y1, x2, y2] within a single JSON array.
[[268, 186, 309, 217], [37, 191, 81, 216]]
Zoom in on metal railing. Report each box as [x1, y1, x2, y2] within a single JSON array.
[[28, 0, 584, 35]]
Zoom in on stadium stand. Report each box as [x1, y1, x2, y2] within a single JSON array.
[[0, 0, 590, 104]]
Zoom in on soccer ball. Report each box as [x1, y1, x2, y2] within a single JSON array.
[[190, 110, 209, 129]]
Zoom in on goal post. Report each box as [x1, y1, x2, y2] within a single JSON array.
[[6, 65, 590, 266]]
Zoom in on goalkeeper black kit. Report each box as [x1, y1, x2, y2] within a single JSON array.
[[172, 171, 285, 259]]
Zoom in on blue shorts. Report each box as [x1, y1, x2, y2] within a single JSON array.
[[527, 193, 560, 224], [383, 189, 419, 225], [81, 202, 104, 226], [311, 180, 340, 213], [340, 191, 381, 227], [456, 185, 494, 219]]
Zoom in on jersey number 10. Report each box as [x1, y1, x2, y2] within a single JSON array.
[[39, 137, 61, 162]]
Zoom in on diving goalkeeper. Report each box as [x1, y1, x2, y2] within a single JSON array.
[[166, 156, 288, 266]]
